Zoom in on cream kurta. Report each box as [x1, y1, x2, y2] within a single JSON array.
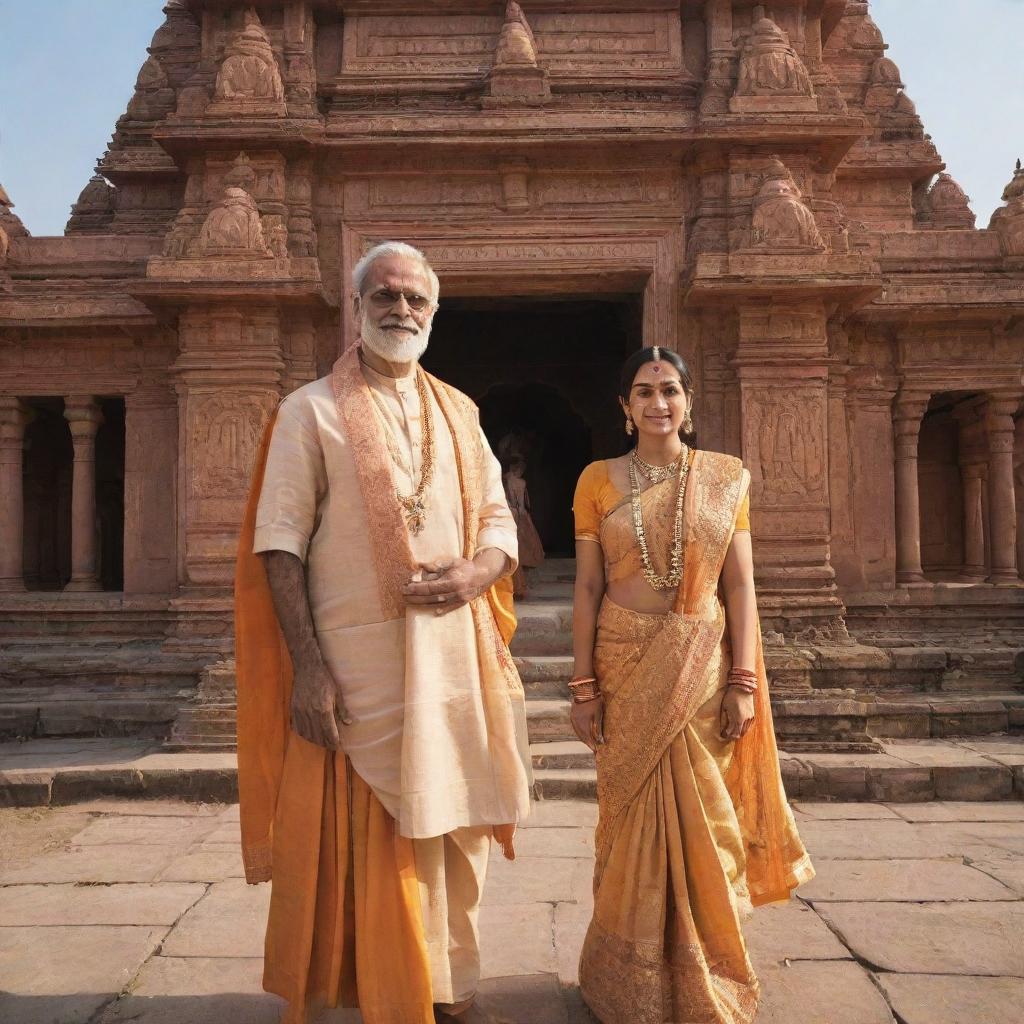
[[253, 360, 530, 840]]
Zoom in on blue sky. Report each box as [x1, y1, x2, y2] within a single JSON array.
[[0, 0, 1020, 236]]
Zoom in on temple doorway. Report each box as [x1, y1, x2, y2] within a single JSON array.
[[424, 296, 641, 556], [22, 398, 73, 590]]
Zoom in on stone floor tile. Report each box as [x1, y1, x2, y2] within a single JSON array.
[[479, 903, 557, 978], [793, 819, 967, 860], [477, 974, 569, 1024], [816, 902, 1024, 975], [160, 878, 271, 958], [483, 855, 583, 905], [912, 821, 1024, 855], [554, 902, 590, 985], [0, 882, 207, 926], [0, 924, 165, 1024], [963, 849, 1024, 896], [219, 804, 241, 822], [195, 822, 243, 846], [157, 847, 246, 883], [876, 973, 1024, 1024], [95, 955, 284, 1024], [793, 802, 900, 820], [958, 738, 1024, 755], [511, 827, 593, 859], [799, 858, 1018, 902], [890, 801, 1024, 822], [520, 801, 598, 828], [72, 798, 223, 817], [881, 740, 991, 767], [745, 902, 851, 965], [69, 815, 218, 847], [756, 961, 894, 1024], [0, 843, 180, 884]]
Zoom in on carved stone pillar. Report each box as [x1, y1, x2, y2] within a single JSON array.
[[63, 396, 104, 592], [173, 306, 284, 592], [734, 301, 843, 627], [701, 0, 735, 116], [960, 463, 987, 581], [0, 398, 30, 592], [124, 374, 178, 594], [892, 392, 929, 586], [985, 393, 1022, 584], [1015, 415, 1024, 574]]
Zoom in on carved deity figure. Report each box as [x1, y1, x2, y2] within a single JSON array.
[[0, 223, 9, 264], [735, 17, 814, 98], [214, 8, 284, 104], [193, 187, 271, 258], [750, 176, 826, 251]]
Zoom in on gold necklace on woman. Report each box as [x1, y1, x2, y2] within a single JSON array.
[[628, 446, 690, 591], [372, 370, 436, 535], [631, 448, 684, 485]]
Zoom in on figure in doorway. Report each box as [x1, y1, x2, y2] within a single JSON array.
[[503, 454, 545, 598]]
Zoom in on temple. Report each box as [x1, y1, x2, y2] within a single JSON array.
[[1, 1, 1022, 763]]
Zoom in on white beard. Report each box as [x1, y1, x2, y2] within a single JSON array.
[[360, 311, 432, 365]]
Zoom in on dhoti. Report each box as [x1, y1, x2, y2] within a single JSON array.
[[264, 735, 490, 1023]]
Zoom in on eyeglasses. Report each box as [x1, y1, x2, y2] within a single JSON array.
[[366, 288, 433, 313]]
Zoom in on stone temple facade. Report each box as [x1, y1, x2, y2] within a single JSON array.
[[1, 0, 1023, 760]]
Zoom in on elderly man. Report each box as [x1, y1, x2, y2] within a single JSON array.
[[235, 241, 532, 1024]]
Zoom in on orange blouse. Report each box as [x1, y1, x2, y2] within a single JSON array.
[[573, 456, 750, 544]]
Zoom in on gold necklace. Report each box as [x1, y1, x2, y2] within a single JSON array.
[[630, 448, 684, 485], [370, 370, 436, 536], [629, 446, 689, 591]]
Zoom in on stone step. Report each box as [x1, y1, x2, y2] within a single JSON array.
[[509, 602, 573, 657], [515, 655, 573, 697], [531, 740, 594, 770], [0, 684, 189, 741], [1, 737, 1021, 807], [530, 737, 1024, 803], [524, 691, 1024, 747], [528, 559, 577, 583]]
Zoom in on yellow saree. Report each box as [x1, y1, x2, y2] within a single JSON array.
[[578, 450, 813, 1024]]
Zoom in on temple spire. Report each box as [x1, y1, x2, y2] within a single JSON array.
[[486, 2, 549, 106]]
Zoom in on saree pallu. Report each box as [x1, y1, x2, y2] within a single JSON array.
[[579, 451, 813, 1024]]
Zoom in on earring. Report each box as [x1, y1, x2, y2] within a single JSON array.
[[683, 409, 694, 433], [625, 414, 634, 436]]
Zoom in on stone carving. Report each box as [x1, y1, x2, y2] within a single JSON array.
[[746, 389, 827, 506], [125, 55, 176, 120], [918, 174, 976, 230], [485, 2, 550, 106], [990, 159, 1024, 257], [211, 8, 285, 114], [67, 175, 116, 234], [748, 161, 826, 251], [191, 394, 265, 498], [192, 155, 272, 259], [731, 15, 816, 113]]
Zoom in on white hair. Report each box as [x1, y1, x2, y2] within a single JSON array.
[[352, 241, 440, 302]]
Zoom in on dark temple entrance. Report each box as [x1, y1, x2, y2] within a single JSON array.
[[423, 296, 641, 556]]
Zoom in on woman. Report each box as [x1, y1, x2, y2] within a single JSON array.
[[570, 346, 813, 1023], [503, 454, 545, 598]]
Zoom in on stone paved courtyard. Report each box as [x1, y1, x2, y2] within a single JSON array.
[[1, 799, 1023, 1024]]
